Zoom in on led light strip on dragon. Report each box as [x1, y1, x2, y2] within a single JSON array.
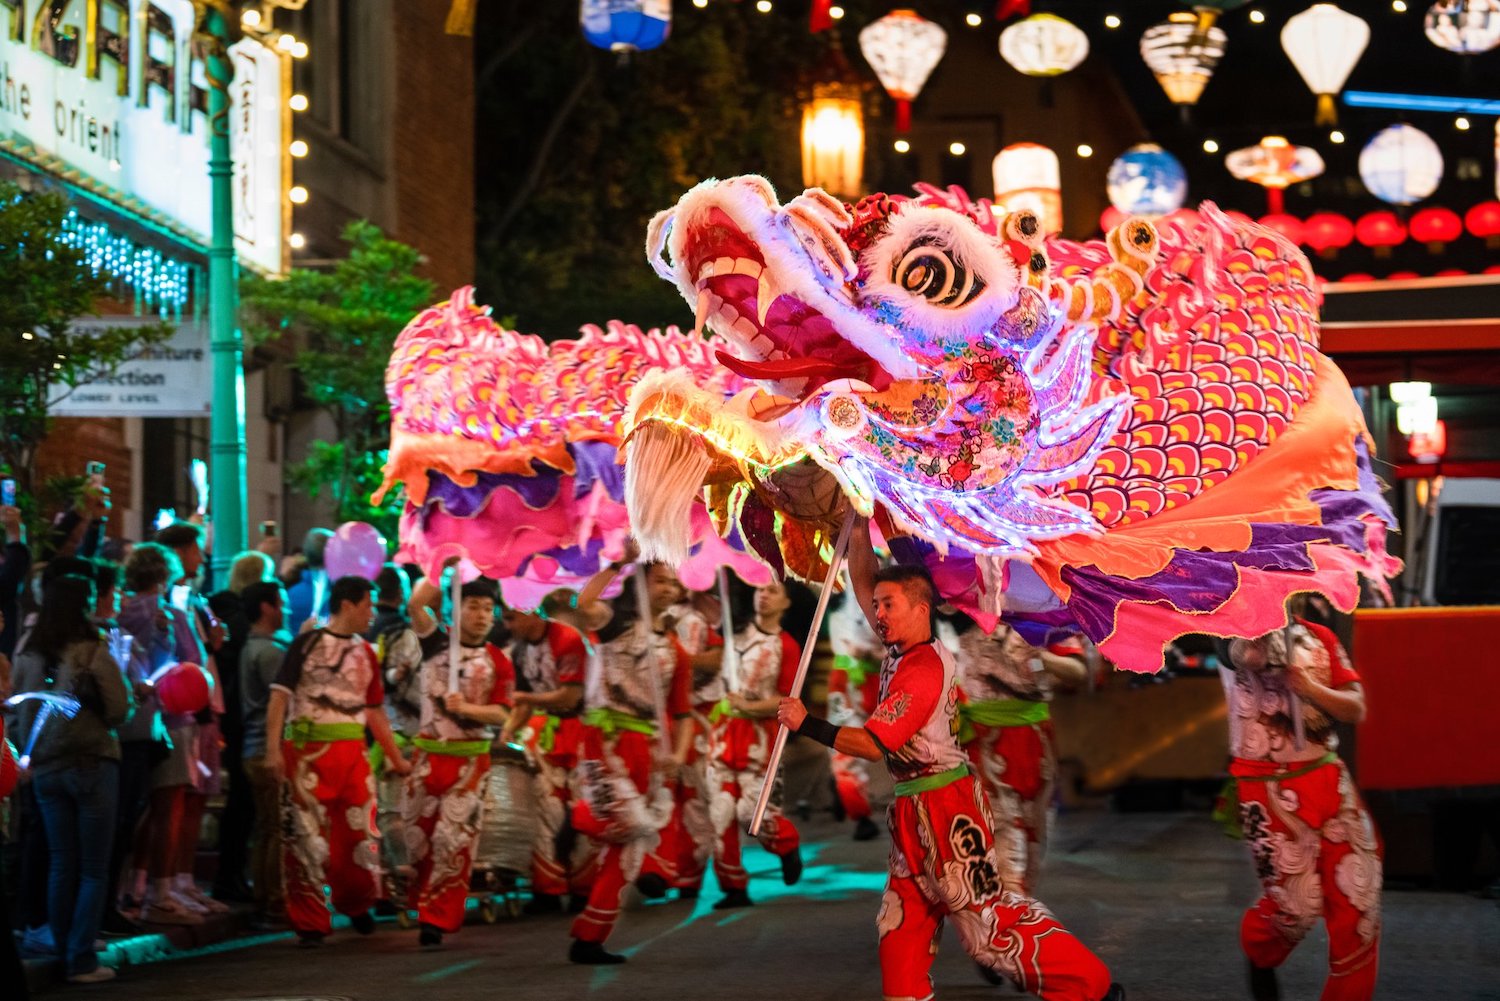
[[621, 176, 1400, 672], [376, 287, 771, 610]]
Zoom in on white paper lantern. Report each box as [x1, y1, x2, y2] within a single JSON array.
[[1424, 1, 1500, 54], [1225, 136, 1325, 213], [1140, 12, 1227, 108], [859, 9, 947, 133], [993, 143, 1063, 235], [1106, 144, 1188, 215], [1280, 4, 1369, 125], [999, 13, 1089, 77], [1358, 125, 1444, 205]]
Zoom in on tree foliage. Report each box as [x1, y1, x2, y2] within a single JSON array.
[[0, 179, 174, 493], [239, 220, 435, 539], [475, 0, 910, 340]]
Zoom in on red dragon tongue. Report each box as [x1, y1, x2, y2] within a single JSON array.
[[715, 349, 851, 382]]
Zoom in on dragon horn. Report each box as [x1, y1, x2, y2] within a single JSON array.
[[1057, 218, 1159, 324]]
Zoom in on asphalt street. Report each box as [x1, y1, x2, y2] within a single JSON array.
[[84, 810, 1499, 1001]]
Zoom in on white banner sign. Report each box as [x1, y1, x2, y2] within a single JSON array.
[[0, 0, 285, 273], [49, 318, 212, 418]]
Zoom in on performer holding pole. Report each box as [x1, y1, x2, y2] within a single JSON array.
[[748, 510, 855, 837], [776, 516, 1121, 1001]]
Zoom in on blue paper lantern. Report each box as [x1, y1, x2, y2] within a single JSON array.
[[581, 0, 671, 53], [1105, 143, 1188, 215], [1358, 125, 1444, 206]]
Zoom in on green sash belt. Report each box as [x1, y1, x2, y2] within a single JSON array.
[[536, 713, 562, 753], [893, 763, 972, 798], [582, 707, 657, 737], [284, 720, 365, 747], [368, 731, 413, 774], [957, 698, 1049, 743], [832, 654, 878, 688], [1212, 752, 1339, 839], [707, 698, 755, 724], [412, 737, 492, 758]]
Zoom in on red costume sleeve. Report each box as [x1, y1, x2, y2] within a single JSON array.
[[864, 645, 943, 754], [549, 622, 587, 686], [1300, 619, 1360, 688], [487, 644, 516, 708], [777, 631, 802, 696]]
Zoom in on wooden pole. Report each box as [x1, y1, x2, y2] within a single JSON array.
[[448, 567, 463, 695], [748, 510, 856, 837], [631, 562, 673, 756], [718, 567, 740, 693]]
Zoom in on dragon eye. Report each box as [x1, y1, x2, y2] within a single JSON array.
[[892, 240, 986, 308]]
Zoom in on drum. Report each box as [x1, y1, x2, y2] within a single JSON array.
[[474, 742, 538, 875]]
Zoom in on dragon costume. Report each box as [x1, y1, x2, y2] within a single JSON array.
[[621, 177, 1399, 672]]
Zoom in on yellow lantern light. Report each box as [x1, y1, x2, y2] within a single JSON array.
[[1140, 12, 1227, 111], [1280, 4, 1370, 125], [993, 142, 1063, 235], [801, 85, 865, 199]]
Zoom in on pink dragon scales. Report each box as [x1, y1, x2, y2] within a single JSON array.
[[617, 177, 1399, 671]]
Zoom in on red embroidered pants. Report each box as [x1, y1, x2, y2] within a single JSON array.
[[523, 713, 587, 897], [1234, 757, 1382, 1001], [405, 751, 489, 933], [964, 720, 1054, 894], [570, 727, 677, 944], [281, 739, 380, 936], [713, 716, 799, 891], [879, 773, 1110, 1001]]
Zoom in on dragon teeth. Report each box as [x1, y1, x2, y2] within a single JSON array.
[[694, 290, 712, 333], [755, 271, 778, 325]]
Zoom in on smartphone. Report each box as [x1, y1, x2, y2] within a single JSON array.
[[0, 477, 15, 508], [85, 460, 106, 488], [260, 519, 278, 539]]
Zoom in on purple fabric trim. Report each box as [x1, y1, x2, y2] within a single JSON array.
[[570, 440, 625, 502], [423, 464, 563, 518]]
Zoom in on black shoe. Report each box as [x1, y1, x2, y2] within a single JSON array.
[[829, 776, 847, 821], [522, 893, 563, 916], [1101, 984, 1126, 1001], [712, 889, 754, 910], [567, 893, 588, 914], [99, 910, 141, 938], [852, 816, 881, 841], [677, 884, 700, 900], [212, 881, 254, 904], [569, 938, 627, 965], [349, 911, 377, 936], [418, 923, 444, 949], [975, 961, 1007, 986], [780, 846, 804, 886], [634, 873, 669, 900], [374, 898, 400, 917], [1248, 962, 1280, 1001], [296, 930, 325, 949]]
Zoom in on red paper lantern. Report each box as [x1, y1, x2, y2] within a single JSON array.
[[1465, 201, 1500, 247], [1303, 212, 1354, 255], [1408, 420, 1446, 464], [1258, 212, 1306, 245], [1386, 270, 1420, 280], [1100, 206, 1126, 232], [1485, 264, 1500, 275], [1409, 207, 1462, 250], [1339, 272, 1375, 283], [157, 662, 213, 716], [1434, 268, 1468, 277], [1355, 211, 1407, 256]]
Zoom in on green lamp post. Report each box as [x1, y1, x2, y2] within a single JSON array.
[[191, 0, 248, 576]]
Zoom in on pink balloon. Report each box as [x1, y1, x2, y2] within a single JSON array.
[[158, 662, 213, 716], [324, 521, 388, 581]]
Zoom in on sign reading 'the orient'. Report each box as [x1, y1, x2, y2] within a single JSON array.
[[0, 0, 286, 274]]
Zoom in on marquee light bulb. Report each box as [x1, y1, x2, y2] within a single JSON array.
[[289, 185, 309, 204], [289, 94, 309, 112]]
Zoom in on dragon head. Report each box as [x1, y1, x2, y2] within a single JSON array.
[[628, 176, 1158, 571]]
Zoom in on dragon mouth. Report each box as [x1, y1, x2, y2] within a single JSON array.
[[679, 207, 893, 396]]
